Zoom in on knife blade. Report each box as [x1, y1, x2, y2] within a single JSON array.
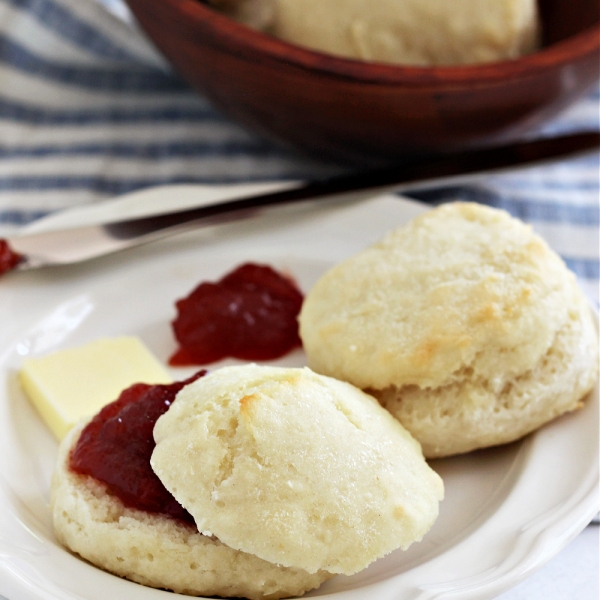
[[6, 132, 599, 272]]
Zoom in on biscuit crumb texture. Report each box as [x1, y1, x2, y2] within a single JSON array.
[[52, 425, 330, 599], [151, 365, 443, 575], [299, 202, 599, 457]]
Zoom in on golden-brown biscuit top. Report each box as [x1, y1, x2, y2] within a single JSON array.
[[151, 365, 443, 575], [299, 202, 579, 390]]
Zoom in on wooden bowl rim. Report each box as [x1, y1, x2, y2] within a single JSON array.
[[158, 0, 600, 84]]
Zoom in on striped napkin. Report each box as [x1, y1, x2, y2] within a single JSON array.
[[1, 0, 599, 306]]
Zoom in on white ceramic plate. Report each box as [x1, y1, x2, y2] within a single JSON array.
[[0, 187, 597, 600]]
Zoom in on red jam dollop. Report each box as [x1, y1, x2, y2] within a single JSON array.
[[169, 263, 304, 366], [70, 371, 206, 525], [0, 239, 23, 276]]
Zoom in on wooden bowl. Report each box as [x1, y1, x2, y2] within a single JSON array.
[[124, 0, 599, 165]]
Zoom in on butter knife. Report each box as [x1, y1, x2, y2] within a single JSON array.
[[6, 132, 599, 272]]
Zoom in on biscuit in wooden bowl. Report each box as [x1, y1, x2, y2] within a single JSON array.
[[299, 202, 598, 458]]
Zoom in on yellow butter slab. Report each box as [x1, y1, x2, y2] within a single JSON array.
[[19, 336, 172, 440]]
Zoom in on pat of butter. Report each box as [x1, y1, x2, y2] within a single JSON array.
[[19, 336, 172, 440]]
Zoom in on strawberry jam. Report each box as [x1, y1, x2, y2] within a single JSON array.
[[170, 263, 304, 366], [70, 371, 206, 525], [0, 239, 22, 276]]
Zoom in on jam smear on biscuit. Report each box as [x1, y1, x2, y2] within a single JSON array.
[[70, 371, 206, 525]]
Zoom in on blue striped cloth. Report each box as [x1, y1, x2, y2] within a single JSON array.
[[0, 0, 598, 308]]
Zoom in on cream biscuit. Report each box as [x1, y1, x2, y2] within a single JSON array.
[[151, 364, 443, 575], [299, 202, 599, 458]]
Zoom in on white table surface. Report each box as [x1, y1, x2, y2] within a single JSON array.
[[497, 524, 599, 600]]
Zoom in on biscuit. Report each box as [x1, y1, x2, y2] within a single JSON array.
[[269, 0, 539, 66], [151, 365, 443, 575], [299, 202, 599, 458], [51, 424, 330, 599]]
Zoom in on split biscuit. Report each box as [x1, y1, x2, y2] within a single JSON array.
[[151, 364, 443, 575], [51, 423, 330, 599], [299, 202, 599, 458]]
